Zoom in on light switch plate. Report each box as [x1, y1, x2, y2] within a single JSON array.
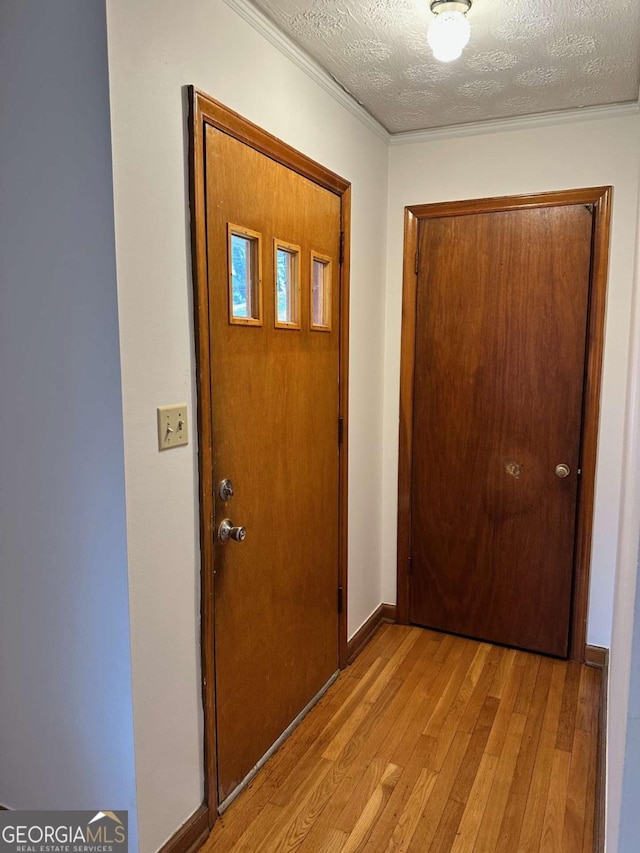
[[157, 404, 189, 450]]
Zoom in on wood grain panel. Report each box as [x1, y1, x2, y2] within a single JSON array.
[[410, 205, 593, 656], [397, 188, 612, 663], [206, 124, 341, 800], [189, 87, 352, 815]]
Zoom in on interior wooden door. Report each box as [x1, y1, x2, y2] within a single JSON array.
[[409, 204, 594, 657], [205, 125, 341, 802]]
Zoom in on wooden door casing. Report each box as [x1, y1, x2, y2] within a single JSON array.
[[397, 189, 612, 662], [189, 88, 351, 823]]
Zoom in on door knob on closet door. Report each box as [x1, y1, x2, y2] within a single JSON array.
[[555, 463, 570, 479]]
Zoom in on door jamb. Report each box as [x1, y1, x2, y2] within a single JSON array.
[[188, 87, 351, 825], [396, 187, 612, 664]]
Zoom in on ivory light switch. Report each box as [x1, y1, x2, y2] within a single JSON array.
[[157, 404, 189, 450]]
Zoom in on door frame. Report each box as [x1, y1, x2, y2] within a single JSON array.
[[396, 187, 612, 663], [188, 87, 351, 823]]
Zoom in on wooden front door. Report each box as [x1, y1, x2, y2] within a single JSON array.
[[202, 121, 343, 802], [407, 201, 599, 658]]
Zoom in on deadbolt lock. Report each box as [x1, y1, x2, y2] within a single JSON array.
[[218, 479, 234, 501], [555, 463, 571, 479], [218, 518, 247, 544]]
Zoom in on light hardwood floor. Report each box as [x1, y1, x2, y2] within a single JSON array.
[[203, 624, 601, 852]]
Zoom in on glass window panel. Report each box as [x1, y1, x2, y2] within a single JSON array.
[[274, 241, 300, 328], [231, 235, 250, 318], [228, 225, 262, 325], [311, 254, 331, 331]]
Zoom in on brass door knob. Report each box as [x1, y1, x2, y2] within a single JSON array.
[[555, 463, 570, 479]]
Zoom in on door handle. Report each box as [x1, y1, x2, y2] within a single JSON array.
[[218, 518, 247, 543], [555, 463, 571, 478]]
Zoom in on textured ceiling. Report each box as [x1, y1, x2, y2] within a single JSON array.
[[250, 0, 640, 132]]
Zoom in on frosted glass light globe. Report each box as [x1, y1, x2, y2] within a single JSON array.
[[427, 10, 471, 62]]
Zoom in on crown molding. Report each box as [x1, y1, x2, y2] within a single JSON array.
[[389, 101, 640, 145], [223, 0, 390, 143], [223, 0, 639, 148]]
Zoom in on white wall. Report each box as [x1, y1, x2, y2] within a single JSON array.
[[105, 0, 389, 849], [616, 546, 640, 851], [0, 0, 137, 845], [383, 113, 640, 649], [607, 180, 640, 849]]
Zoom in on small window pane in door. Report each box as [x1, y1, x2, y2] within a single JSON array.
[[274, 240, 301, 329], [228, 224, 262, 325], [311, 252, 332, 331]]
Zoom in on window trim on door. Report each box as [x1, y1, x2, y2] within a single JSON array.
[[228, 223, 263, 326], [273, 238, 301, 330], [310, 251, 333, 332], [188, 86, 351, 829], [395, 188, 612, 666]]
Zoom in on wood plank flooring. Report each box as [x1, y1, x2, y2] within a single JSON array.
[[202, 625, 601, 852]]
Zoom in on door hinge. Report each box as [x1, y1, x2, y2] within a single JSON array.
[[338, 416, 344, 445], [339, 231, 345, 266], [338, 586, 344, 613], [415, 252, 419, 276], [407, 555, 413, 575]]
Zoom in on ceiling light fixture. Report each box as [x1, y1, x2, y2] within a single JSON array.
[[428, 0, 472, 63]]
